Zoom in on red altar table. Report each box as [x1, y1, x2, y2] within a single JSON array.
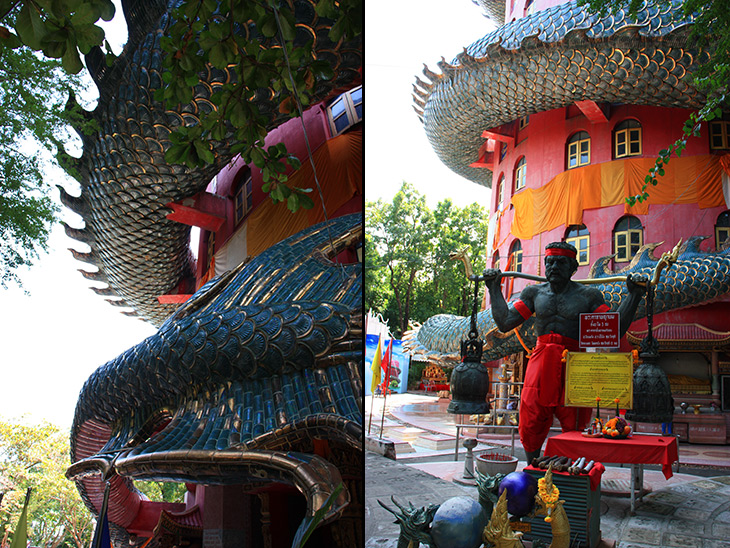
[[544, 431, 679, 513]]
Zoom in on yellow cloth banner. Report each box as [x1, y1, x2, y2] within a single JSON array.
[[510, 155, 724, 240], [246, 129, 362, 257]]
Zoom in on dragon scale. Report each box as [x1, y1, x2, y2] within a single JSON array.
[[413, 0, 706, 187], [403, 239, 730, 363], [68, 214, 363, 544], [61, 0, 361, 326]]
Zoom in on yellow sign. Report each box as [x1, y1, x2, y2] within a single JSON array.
[[564, 352, 633, 408]]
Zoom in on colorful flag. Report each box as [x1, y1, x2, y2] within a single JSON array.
[[10, 488, 31, 548], [370, 335, 382, 393], [380, 338, 393, 393]]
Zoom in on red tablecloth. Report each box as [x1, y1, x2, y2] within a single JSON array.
[[418, 382, 449, 392], [524, 461, 605, 491], [544, 431, 678, 479]]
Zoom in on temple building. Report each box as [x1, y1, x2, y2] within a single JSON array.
[[412, 0, 730, 443], [60, 1, 362, 547]]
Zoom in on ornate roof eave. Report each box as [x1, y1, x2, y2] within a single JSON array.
[[627, 323, 730, 351], [414, 0, 706, 187], [61, 0, 362, 326]]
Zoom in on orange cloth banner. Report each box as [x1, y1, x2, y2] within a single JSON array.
[[246, 129, 362, 257], [510, 155, 724, 240]]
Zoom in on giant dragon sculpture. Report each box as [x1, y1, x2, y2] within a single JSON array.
[[403, 239, 730, 363], [58, 0, 362, 546], [59, 0, 361, 326]]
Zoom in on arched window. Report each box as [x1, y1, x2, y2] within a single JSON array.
[[514, 157, 526, 191], [565, 224, 590, 266], [234, 173, 253, 224], [327, 85, 362, 136], [716, 211, 730, 249], [493, 251, 500, 270], [613, 216, 643, 263], [567, 131, 590, 169], [614, 120, 642, 159], [709, 118, 730, 150], [496, 174, 505, 207], [509, 240, 522, 272]]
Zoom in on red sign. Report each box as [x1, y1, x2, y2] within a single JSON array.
[[579, 312, 620, 348]]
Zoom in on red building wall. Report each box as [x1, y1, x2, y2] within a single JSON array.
[[489, 103, 729, 302]]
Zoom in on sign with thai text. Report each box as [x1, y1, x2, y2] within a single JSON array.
[[564, 352, 633, 408], [579, 312, 620, 348]]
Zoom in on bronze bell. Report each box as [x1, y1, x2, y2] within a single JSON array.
[[447, 334, 491, 415], [625, 339, 674, 423], [625, 285, 674, 424]]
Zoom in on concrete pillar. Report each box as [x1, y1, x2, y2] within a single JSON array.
[[202, 485, 254, 548]]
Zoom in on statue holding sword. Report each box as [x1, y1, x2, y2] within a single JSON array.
[[483, 241, 648, 465]]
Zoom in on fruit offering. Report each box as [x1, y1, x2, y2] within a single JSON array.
[[602, 416, 632, 438]]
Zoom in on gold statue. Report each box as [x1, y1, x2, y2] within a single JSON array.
[[535, 464, 570, 548], [482, 490, 525, 548]]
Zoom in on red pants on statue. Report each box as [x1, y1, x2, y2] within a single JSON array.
[[519, 334, 592, 453]]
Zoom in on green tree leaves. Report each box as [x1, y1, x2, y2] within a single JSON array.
[[0, 34, 82, 288], [10, 0, 115, 73], [366, 182, 489, 336], [155, 0, 361, 210], [0, 418, 94, 548]]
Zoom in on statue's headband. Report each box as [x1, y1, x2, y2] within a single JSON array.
[[545, 247, 577, 259]]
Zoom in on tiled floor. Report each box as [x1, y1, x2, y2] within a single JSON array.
[[367, 392, 730, 470]]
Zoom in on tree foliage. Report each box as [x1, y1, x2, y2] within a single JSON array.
[[0, 418, 94, 548], [0, 0, 361, 285], [578, 0, 730, 205], [0, 0, 362, 213], [0, 32, 85, 288], [366, 182, 489, 337], [157, 0, 362, 212], [135, 480, 187, 504]]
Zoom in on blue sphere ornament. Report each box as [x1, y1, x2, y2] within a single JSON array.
[[430, 496, 488, 548], [498, 471, 538, 517]]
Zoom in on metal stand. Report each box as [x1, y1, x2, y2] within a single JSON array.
[[462, 438, 477, 480]]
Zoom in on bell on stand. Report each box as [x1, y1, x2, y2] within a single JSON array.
[[448, 277, 491, 415]]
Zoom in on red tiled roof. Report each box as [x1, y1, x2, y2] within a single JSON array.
[[627, 323, 730, 345]]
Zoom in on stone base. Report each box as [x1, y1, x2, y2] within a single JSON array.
[[365, 434, 396, 460], [418, 433, 455, 450], [392, 440, 415, 454]]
